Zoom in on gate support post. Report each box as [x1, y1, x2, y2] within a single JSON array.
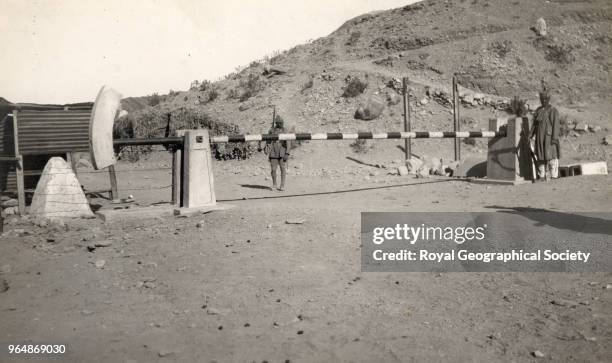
[[484, 117, 532, 184], [181, 129, 216, 208]]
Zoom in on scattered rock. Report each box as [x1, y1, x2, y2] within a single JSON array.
[[532, 350, 545, 358], [589, 125, 601, 132], [551, 298, 578, 307], [1, 198, 18, 208], [574, 123, 589, 132], [419, 97, 429, 106], [94, 240, 113, 248], [206, 307, 230, 316], [397, 166, 409, 176], [415, 166, 430, 178], [81, 309, 94, 316], [386, 91, 401, 106], [143, 281, 156, 289], [406, 158, 423, 173], [196, 221, 204, 228], [603, 135, 612, 145], [533, 18, 547, 37], [158, 350, 175, 358], [76, 159, 93, 169], [285, 219, 306, 225], [354, 94, 385, 121], [95, 260, 106, 269], [238, 103, 252, 112], [0, 278, 8, 293]]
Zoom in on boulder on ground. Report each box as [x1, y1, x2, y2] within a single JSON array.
[[574, 123, 589, 132], [354, 94, 385, 121], [406, 157, 423, 173], [603, 135, 612, 145], [386, 91, 401, 106], [29, 157, 94, 219], [534, 18, 547, 37]]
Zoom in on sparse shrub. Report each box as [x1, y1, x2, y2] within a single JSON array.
[[533, 38, 575, 66], [207, 87, 219, 102], [462, 138, 477, 146], [227, 88, 240, 100], [545, 43, 575, 65], [199, 80, 212, 92], [460, 116, 477, 127], [346, 31, 361, 46], [190, 80, 200, 91], [342, 77, 368, 98], [148, 93, 161, 106], [238, 73, 265, 102], [350, 138, 371, 153], [374, 57, 394, 67], [509, 96, 528, 117], [489, 39, 513, 58]]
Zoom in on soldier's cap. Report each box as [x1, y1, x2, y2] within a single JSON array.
[[274, 115, 284, 127]]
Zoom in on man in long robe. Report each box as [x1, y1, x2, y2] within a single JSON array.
[[530, 91, 561, 181]]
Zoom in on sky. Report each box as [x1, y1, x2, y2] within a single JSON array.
[[0, 0, 415, 104]]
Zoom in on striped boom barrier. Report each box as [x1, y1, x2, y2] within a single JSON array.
[[210, 130, 504, 143]]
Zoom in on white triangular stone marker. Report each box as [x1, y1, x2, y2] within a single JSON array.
[[30, 157, 94, 219]]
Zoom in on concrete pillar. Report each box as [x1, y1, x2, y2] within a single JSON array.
[[485, 117, 533, 184], [182, 129, 216, 207]]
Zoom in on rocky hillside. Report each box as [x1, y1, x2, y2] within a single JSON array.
[[119, 0, 612, 165]]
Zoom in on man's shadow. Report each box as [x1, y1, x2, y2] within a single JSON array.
[[240, 184, 272, 190], [486, 206, 612, 236]]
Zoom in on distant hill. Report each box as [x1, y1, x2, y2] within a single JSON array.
[[118, 0, 612, 164]]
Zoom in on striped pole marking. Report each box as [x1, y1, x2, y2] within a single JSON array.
[[210, 131, 504, 143]]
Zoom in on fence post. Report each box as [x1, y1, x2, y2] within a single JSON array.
[[453, 75, 461, 161], [108, 165, 118, 201], [171, 148, 181, 206], [402, 77, 411, 161], [15, 155, 25, 216]]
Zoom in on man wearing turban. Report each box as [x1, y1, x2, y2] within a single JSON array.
[[530, 89, 560, 181]]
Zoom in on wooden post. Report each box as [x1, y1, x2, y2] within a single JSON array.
[[108, 165, 118, 201], [402, 77, 411, 161], [171, 147, 181, 206], [173, 130, 187, 206], [15, 155, 25, 216], [453, 75, 461, 161], [12, 111, 26, 216]]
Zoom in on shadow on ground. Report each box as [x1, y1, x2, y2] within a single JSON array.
[[486, 205, 612, 236]]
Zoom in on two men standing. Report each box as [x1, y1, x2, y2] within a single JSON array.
[[530, 89, 561, 181]]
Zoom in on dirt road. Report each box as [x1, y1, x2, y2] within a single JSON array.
[[1, 153, 611, 362]]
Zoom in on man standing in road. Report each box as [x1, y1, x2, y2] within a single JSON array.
[[530, 88, 561, 181], [264, 115, 291, 191]]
